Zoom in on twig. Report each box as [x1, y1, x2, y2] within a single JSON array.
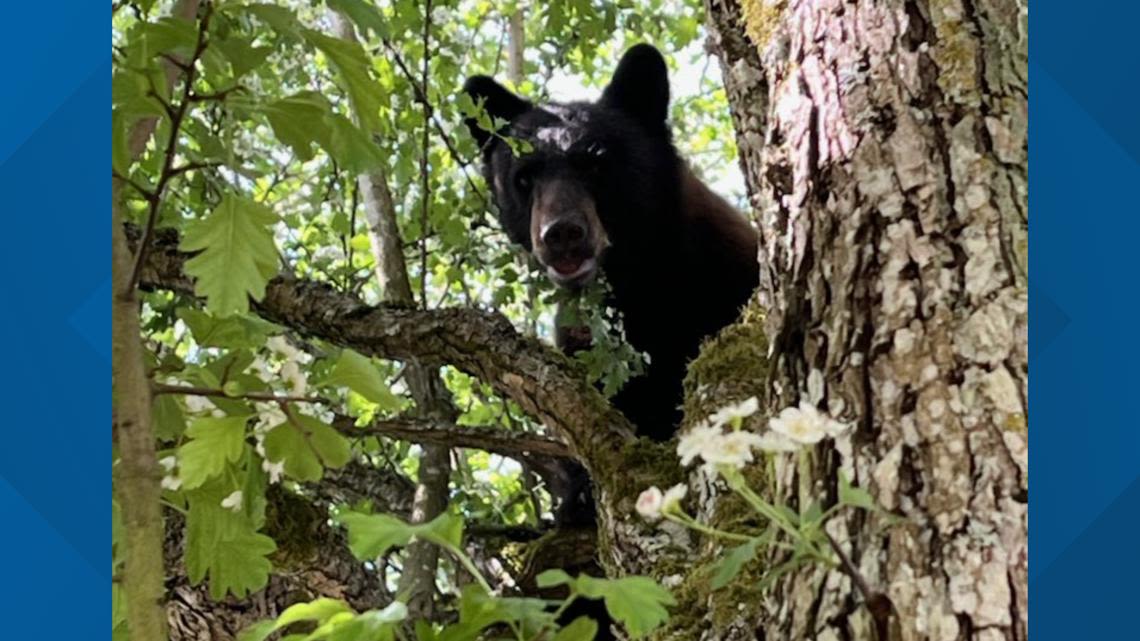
[[189, 85, 244, 102], [112, 170, 156, 202], [379, 39, 488, 206], [418, 0, 433, 310], [824, 530, 893, 637], [168, 161, 220, 177], [126, 1, 214, 294], [152, 382, 324, 405]]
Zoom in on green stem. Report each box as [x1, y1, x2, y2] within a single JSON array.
[[666, 512, 753, 543], [732, 482, 804, 543], [441, 542, 494, 595]]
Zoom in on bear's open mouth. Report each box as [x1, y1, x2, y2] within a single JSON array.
[[546, 256, 597, 286]]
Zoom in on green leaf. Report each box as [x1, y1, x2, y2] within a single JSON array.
[[535, 569, 573, 589], [208, 528, 277, 600], [178, 308, 278, 349], [328, 0, 391, 38], [326, 603, 407, 641], [184, 479, 276, 600], [263, 413, 351, 482], [301, 29, 384, 133], [140, 17, 198, 56], [215, 36, 273, 79], [324, 349, 401, 409], [180, 195, 279, 316], [237, 3, 300, 35], [554, 617, 598, 641], [237, 620, 276, 641], [710, 539, 760, 589], [153, 394, 186, 441], [276, 598, 353, 629], [418, 511, 464, 549], [262, 92, 330, 161], [839, 471, 876, 511], [575, 576, 674, 639], [444, 585, 551, 641], [178, 416, 249, 489], [325, 112, 386, 172], [340, 511, 416, 559]]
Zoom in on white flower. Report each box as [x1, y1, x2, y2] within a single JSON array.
[[250, 356, 275, 383], [312, 245, 344, 263], [430, 6, 451, 24], [254, 402, 287, 434], [754, 432, 800, 453], [636, 486, 664, 520], [699, 430, 767, 470], [280, 360, 308, 396], [266, 335, 301, 360], [661, 484, 688, 513], [158, 456, 177, 472], [161, 475, 182, 491], [262, 459, 286, 484], [221, 490, 244, 512], [184, 394, 218, 415], [768, 402, 850, 445], [677, 422, 722, 467], [708, 396, 760, 428]]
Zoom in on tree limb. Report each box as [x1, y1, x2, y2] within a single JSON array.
[[127, 224, 636, 481], [335, 415, 573, 460]]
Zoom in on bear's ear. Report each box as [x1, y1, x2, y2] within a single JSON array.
[[462, 75, 532, 152], [601, 44, 670, 128]]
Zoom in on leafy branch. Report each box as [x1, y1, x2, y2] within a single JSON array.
[[126, 0, 214, 293], [126, 222, 635, 480]]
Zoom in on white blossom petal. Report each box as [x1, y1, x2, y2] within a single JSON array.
[[220, 490, 244, 512], [636, 486, 664, 520]]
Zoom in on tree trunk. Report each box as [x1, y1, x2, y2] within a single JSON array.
[[633, 0, 1027, 639]]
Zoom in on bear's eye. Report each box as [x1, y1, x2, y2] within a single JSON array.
[[514, 171, 533, 192], [585, 142, 607, 157]]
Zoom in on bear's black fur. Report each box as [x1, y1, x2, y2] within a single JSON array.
[[464, 44, 759, 441]]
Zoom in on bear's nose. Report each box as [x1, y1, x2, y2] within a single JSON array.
[[541, 219, 587, 253]]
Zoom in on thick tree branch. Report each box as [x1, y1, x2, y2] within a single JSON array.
[[128, 225, 635, 480], [335, 415, 573, 460]]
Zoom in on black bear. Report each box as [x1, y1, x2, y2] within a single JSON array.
[[464, 44, 759, 442]]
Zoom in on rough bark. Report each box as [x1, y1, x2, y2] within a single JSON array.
[[679, 1, 1029, 639], [165, 477, 410, 640]]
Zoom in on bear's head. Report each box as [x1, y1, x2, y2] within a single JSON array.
[[463, 44, 678, 289]]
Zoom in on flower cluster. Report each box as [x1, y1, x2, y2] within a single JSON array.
[[159, 455, 181, 491], [636, 484, 688, 521], [252, 401, 288, 485], [266, 335, 309, 395], [674, 398, 851, 476]]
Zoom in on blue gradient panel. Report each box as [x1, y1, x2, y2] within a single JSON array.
[[0, 1, 106, 637], [1033, 2, 1140, 638]]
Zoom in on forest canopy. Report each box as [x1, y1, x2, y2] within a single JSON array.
[[112, 1, 1029, 640]]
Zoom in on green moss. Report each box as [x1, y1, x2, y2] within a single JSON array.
[[263, 487, 325, 569], [682, 303, 770, 430], [642, 307, 775, 639], [740, 0, 786, 51]]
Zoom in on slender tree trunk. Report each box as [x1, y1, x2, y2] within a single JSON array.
[[114, 3, 201, 639], [334, 10, 455, 622], [113, 199, 168, 641], [631, 0, 1027, 639]]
